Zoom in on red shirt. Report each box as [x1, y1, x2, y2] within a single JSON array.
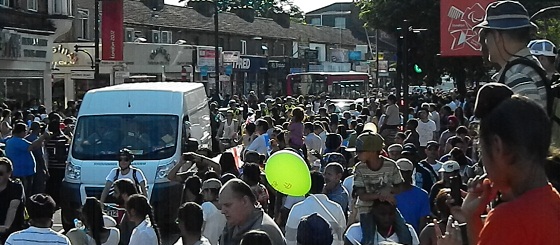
[[478, 184, 560, 245]]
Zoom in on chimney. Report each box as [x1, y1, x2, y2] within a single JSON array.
[[272, 12, 290, 28], [141, 0, 165, 11], [232, 6, 255, 23], [187, 0, 216, 17]]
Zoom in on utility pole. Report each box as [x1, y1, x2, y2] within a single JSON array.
[[402, 20, 410, 123], [214, 0, 220, 99], [375, 29, 380, 89]]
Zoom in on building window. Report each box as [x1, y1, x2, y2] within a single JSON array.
[[0, 0, 8, 7], [152, 30, 161, 43], [27, 0, 38, 11], [125, 28, 135, 42], [77, 9, 89, 40], [219, 38, 225, 49], [335, 17, 346, 29], [50, 0, 73, 16], [241, 40, 247, 55], [311, 17, 321, 26], [161, 31, 172, 44]]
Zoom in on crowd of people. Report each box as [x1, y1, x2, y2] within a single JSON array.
[[0, 1, 559, 245]]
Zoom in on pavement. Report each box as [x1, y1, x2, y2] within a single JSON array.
[[53, 209, 181, 245]]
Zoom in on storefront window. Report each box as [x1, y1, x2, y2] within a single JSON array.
[[74, 74, 110, 100], [52, 78, 65, 111], [0, 78, 43, 109]]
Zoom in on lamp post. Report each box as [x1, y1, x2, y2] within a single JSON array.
[[214, 0, 220, 99]]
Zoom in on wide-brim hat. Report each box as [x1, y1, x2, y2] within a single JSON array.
[[474, 1, 537, 30]]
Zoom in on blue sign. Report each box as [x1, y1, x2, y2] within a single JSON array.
[[233, 56, 268, 73], [200, 66, 208, 77], [225, 65, 233, 76], [348, 51, 362, 61], [290, 68, 304, 74]]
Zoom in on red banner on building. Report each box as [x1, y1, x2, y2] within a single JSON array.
[[101, 0, 124, 61], [440, 0, 494, 57]]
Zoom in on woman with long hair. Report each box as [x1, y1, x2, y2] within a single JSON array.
[[219, 152, 240, 177], [66, 197, 120, 245], [125, 194, 161, 245]]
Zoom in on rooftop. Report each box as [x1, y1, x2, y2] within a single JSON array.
[[123, 0, 364, 46]]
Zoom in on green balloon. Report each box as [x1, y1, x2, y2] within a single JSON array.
[[265, 150, 311, 196]]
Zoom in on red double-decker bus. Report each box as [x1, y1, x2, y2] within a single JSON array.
[[285, 72, 371, 99]]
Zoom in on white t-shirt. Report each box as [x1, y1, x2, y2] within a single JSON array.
[[201, 202, 227, 245], [429, 111, 441, 132], [305, 133, 323, 153], [345, 223, 420, 245], [129, 219, 158, 245], [6, 227, 71, 245], [417, 119, 436, 147], [285, 194, 346, 245], [85, 227, 121, 245], [105, 167, 146, 184]]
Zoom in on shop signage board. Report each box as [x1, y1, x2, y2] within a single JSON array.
[[71, 70, 95, 79]]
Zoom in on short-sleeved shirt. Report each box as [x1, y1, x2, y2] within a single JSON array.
[[201, 202, 226, 245], [105, 167, 146, 184], [353, 157, 403, 213], [5, 137, 35, 177], [288, 122, 304, 148], [6, 227, 71, 245], [0, 180, 24, 231], [395, 186, 431, 232], [417, 120, 436, 147]]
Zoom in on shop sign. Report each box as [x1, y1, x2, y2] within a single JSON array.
[[197, 46, 221, 72], [230, 56, 267, 73], [269, 61, 286, 70], [115, 71, 130, 79], [71, 70, 95, 79], [52, 44, 79, 67], [222, 51, 240, 63]]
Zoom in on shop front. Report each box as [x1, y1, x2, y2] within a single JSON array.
[[0, 29, 54, 110], [52, 42, 195, 107], [225, 55, 268, 97]]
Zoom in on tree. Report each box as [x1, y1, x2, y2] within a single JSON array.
[[357, 0, 560, 91], [180, 0, 304, 21]]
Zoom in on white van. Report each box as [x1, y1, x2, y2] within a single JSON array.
[[60, 82, 211, 230]]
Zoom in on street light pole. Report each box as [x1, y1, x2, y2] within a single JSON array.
[[214, 0, 220, 99], [94, 0, 100, 81]]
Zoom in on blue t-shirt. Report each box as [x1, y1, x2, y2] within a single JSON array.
[[326, 182, 349, 215], [395, 186, 431, 232], [5, 137, 36, 177]]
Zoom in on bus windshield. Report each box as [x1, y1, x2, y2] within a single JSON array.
[[71, 115, 179, 161], [290, 74, 327, 96]]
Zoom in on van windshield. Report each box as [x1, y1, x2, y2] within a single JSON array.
[[72, 115, 179, 160]]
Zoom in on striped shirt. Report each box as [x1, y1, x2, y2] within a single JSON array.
[[496, 48, 548, 109], [6, 227, 71, 245]]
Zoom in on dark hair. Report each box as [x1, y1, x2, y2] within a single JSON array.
[[337, 125, 349, 139], [113, 179, 138, 196], [407, 119, 419, 128], [456, 126, 469, 135], [12, 122, 27, 135], [255, 119, 269, 131], [388, 94, 397, 103], [219, 152, 240, 177], [126, 194, 161, 245], [304, 122, 314, 132], [242, 163, 261, 185], [245, 122, 256, 135], [309, 171, 325, 195], [448, 136, 464, 148], [226, 179, 256, 204], [480, 96, 550, 164], [292, 107, 305, 122], [241, 230, 272, 245], [82, 197, 110, 245], [220, 173, 237, 184], [177, 202, 203, 234], [185, 176, 203, 204], [396, 132, 407, 141], [27, 194, 56, 220], [2, 109, 11, 119], [450, 147, 469, 166], [0, 157, 13, 173], [325, 162, 344, 174]]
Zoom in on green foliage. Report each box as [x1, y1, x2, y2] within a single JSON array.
[[356, 0, 560, 89]]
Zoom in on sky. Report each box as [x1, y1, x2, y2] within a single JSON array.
[[164, 0, 355, 13]]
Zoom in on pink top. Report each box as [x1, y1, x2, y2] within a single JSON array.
[[288, 122, 304, 148]]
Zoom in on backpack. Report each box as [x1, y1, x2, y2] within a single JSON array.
[[114, 168, 142, 193], [498, 58, 560, 147]]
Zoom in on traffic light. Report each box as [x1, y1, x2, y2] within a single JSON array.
[[407, 31, 424, 83]]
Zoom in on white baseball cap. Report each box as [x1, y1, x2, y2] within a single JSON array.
[[528, 39, 557, 57], [439, 161, 461, 173]]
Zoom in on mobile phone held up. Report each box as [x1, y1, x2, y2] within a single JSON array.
[[450, 176, 463, 206]]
